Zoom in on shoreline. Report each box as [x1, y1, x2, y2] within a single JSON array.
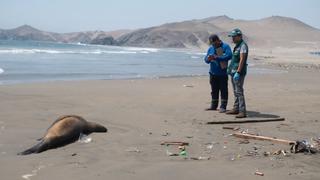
[[0, 62, 293, 86]]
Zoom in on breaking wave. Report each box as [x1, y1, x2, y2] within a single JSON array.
[[0, 48, 158, 55], [122, 47, 159, 53]]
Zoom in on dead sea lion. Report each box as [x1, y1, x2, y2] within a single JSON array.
[[18, 115, 107, 155]]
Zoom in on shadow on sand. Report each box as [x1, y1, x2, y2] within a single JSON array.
[[246, 111, 280, 118]]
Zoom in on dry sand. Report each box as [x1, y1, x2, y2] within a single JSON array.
[[0, 64, 320, 180]]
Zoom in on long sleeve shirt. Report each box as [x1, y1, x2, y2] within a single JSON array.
[[204, 42, 232, 75]]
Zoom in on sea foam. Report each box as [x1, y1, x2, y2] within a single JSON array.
[[0, 49, 141, 55]]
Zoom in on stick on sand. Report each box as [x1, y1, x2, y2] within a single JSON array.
[[207, 117, 285, 124], [233, 132, 295, 145]]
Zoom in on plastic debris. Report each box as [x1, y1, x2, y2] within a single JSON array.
[[165, 145, 188, 157], [161, 141, 189, 146], [205, 142, 219, 149], [239, 139, 250, 144], [183, 85, 194, 88], [179, 150, 187, 156], [223, 126, 240, 131], [78, 134, 92, 143], [161, 132, 170, 136], [206, 144, 214, 150], [126, 147, 141, 153], [281, 150, 288, 156], [190, 156, 211, 160], [246, 150, 259, 157], [179, 146, 187, 156], [223, 133, 233, 138], [166, 150, 179, 156], [254, 171, 264, 176], [291, 140, 318, 154], [230, 155, 235, 161]]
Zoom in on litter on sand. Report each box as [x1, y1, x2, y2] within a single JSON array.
[[223, 126, 240, 131], [78, 134, 92, 143], [254, 171, 264, 176], [166, 145, 187, 157], [190, 156, 211, 160], [126, 147, 141, 153], [161, 141, 189, 146], [183, 85, 194, 88], [231, 132, 320, 154], [290, 140, 318, 154]]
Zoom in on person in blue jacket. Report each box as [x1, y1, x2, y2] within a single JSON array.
[[204, 34, 232, 112]]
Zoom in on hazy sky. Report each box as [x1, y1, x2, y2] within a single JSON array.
[[1, 0, 319, 32]]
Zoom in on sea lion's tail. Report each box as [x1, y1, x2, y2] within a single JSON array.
[[17, 141, 47, 155]]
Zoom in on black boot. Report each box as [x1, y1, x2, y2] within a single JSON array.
[[205, 100, 218, 111]]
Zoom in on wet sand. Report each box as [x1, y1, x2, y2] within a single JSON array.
[[0, 65, 320, 180]]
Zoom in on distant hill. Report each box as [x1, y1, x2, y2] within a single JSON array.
[[118, 15, 320, 49], [0, 25, 131, 45], [1, 15, 320, 49], [198, 15, 320, 47], [0, 25, 61, 42]]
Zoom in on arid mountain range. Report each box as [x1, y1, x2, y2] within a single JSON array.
[[1, 15, 320, 49]]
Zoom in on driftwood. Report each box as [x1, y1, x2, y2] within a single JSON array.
[[222, 126, 240, 131], [207, 117, 285, 124], [160, 141, 189, 146], [233, 132, 295, 145]]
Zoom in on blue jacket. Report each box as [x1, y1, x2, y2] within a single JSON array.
[[204, 42, 232, 75]]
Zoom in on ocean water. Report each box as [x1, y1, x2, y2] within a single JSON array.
[[310, 51, 320, 56], [0, 40, 210, 84], [0, 40, 282, 85]]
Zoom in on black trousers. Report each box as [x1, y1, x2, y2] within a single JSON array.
[[209, 74, 228, 109]]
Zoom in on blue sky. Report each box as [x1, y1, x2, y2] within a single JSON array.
[[0, 0, 319, 32]]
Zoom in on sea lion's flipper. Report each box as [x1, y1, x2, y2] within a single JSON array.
[[17, 140, 48, 155]]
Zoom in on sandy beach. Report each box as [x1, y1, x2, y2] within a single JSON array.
[[2, 0, 320, 179], [0, 62, 320, 180]]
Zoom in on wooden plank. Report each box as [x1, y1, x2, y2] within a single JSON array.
[[207, 117, 285, 124], [233, 132, 295, 145]]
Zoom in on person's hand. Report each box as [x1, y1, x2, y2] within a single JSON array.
[[233, 72, 240, 81], [207, 55, 215, 61]]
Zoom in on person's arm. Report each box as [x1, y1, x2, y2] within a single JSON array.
[[237, 44, 248, 73], [204, 47, 215, 64], [216, 45, 232, 61], [237, 53, 247, 73]]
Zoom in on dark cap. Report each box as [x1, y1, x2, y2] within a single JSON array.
[[209, 34, 220, 43], [228, 28, 242, 37]]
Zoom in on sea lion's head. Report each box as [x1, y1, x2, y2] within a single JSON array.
[[85, 122, 108, 134]]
